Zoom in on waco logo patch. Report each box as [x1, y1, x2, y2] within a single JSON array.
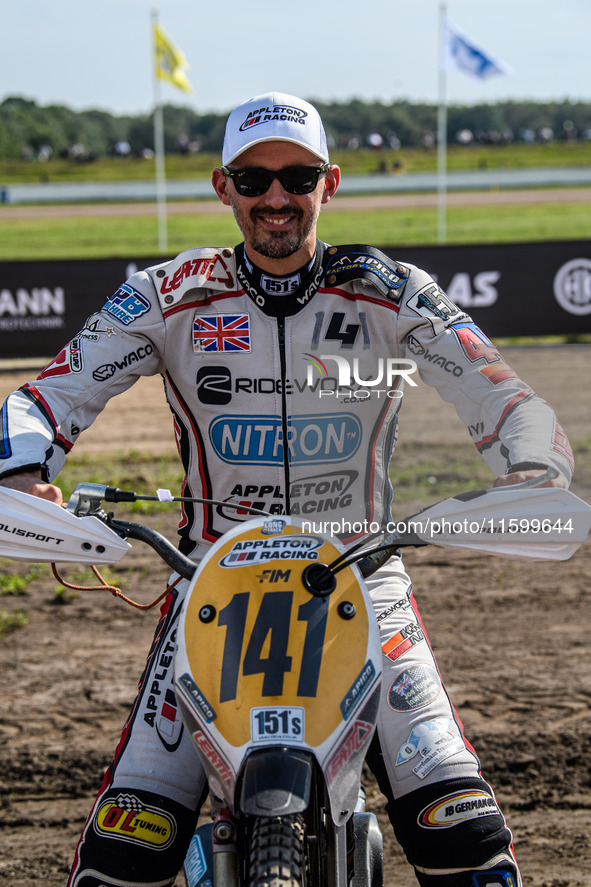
[[94, 793, 176, 848]]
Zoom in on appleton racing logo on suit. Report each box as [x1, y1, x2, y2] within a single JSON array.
[[94, 793, 176, 849]]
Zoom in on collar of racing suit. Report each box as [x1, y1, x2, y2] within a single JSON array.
[[234, 240, 328, 317]]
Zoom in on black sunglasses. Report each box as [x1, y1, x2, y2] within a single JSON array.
[[221, 163, 329, 197]]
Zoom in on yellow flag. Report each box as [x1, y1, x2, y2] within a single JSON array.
[[153, 22, 193, 94]]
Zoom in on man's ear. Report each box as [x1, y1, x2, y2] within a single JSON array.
[[212, 168, 231, 206], [321, 164, 341, 205]]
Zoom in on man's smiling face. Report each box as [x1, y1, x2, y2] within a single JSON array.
[[212, 141, 340, 274]]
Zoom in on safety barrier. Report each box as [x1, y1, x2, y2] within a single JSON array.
[[0, 241, 589, 359]]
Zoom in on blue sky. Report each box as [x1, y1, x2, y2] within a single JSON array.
[[2, 0, 590, 115]]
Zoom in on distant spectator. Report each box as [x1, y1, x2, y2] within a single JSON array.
[[114, 140, 131, 157], [456, 129, 473, 145], [562, 120, 576, 140], [367, 131, 384, 150]]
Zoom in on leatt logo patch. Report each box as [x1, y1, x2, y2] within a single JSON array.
[[94, 793, 176, 849]]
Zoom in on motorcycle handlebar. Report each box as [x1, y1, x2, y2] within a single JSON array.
[[107, 518, 197, 581], [62, 465, 571, 592]]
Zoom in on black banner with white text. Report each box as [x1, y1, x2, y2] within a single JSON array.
[[0, 240, 589, 359]]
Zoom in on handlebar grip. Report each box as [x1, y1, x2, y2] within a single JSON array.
[[104, 487, 138, 503], [108, 519, 197, 580]]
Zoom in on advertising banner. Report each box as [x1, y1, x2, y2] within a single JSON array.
[[386, 240, 591, 338], [0, 241, 589, 359]]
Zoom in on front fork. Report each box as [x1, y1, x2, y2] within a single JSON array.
[[184, 790, 378, 887], [185, 810, 238, 887]]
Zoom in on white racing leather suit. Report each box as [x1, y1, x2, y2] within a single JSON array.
[[0, 241, 574, 887]]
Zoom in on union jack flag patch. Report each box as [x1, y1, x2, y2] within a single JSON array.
[[193, 313, 251, 353], [391, 672, 415, 696]]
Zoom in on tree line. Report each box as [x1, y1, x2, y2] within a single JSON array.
[[1, 95, 590, 161]]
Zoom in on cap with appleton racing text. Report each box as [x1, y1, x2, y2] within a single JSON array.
[[222, 92, 329, 166]]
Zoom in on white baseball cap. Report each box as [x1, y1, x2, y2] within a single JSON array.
[[222, 92, 329, 166]]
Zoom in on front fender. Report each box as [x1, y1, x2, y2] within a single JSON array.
[[239, 748, 313, 817]]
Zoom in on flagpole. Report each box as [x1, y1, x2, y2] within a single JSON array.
[[152, 9, 168, 252], [437, 1, 448, 244]]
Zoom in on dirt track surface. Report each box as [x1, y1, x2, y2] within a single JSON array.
[[0, 344, 590, 887]]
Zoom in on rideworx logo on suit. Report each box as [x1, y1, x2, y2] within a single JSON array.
[[196, 367, 290, 404]]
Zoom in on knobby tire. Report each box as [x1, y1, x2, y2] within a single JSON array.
[[248, 814, 306, 887]]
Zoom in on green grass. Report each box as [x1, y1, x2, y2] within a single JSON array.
[[389, 447, 493, 507], [1, 140, 589, 259], [57, 451, 185, 514], [0, 609, 28, 639], [1, 199, 590, 261], [0, 561, 45, 595], [1, 142, 590, 184], [321, 201, 591, 249], [54, 433, 591, 515]]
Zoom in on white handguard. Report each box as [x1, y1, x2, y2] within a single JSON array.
[[409, 486, 591, 560], [0, 486, 131, 563]]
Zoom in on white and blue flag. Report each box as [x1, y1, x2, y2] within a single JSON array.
[[443, 19, 513, 80]]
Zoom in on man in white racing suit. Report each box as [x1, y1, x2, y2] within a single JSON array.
[[0, 93, 574, 887]]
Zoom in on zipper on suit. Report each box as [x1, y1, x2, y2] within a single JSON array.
[[277, 316, 291, 514]]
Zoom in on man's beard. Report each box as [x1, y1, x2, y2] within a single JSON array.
[[229, 198, 318, 260]]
